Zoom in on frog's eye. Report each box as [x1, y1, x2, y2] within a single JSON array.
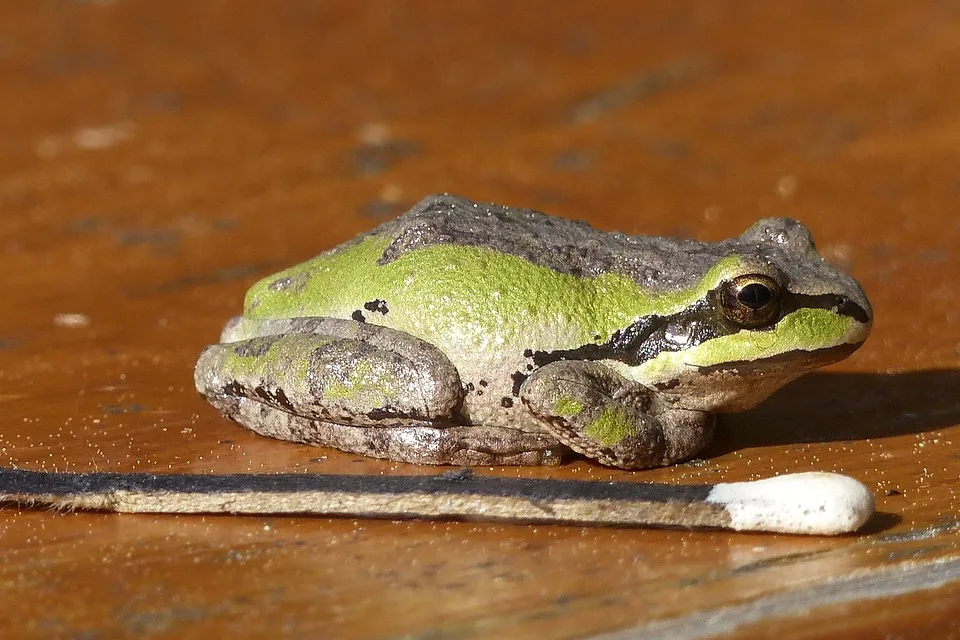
[[720, 274, 782, 328]]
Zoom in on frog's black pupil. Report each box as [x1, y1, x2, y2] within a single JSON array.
[[738, 283, 772, 309]]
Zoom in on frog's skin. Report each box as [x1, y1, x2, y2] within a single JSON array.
[[195, 194, 872, 469]]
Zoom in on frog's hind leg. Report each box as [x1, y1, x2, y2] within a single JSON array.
[[199, 317, 464, 426], [195, 318, 561, 466], [196, 318, 461, 434]]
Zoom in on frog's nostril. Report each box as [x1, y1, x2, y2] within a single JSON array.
[[835, 297, 871, 324]]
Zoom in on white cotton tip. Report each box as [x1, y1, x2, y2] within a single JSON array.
[[706, 472, 875, 535]]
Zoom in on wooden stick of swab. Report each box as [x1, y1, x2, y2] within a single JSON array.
[[0, 468, 874, 535]]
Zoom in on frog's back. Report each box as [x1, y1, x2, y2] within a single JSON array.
[[371, 194, 719, 291], [243, 194, 725, 327]]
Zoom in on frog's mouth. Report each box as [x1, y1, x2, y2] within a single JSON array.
[[691, 340, 864, 378], [646, 341, 866, 414]]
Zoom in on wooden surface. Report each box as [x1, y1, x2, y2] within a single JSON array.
[[2, 1, 958, 638]]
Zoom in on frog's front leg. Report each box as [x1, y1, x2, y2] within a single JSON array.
[[195, 318, 561, 466], [520, 361, 714, 469]]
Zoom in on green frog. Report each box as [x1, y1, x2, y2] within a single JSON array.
[[195, 194, 872, 470]]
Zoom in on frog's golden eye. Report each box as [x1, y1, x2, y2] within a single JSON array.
[[720, 274, 782, 328]]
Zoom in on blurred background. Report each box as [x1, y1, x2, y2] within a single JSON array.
[[7, 2, 954, 241]]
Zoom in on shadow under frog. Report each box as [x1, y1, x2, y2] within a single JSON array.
[[702, 368, 960, 456]]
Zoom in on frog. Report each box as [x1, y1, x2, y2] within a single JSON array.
[[194, 194, 872, 470]]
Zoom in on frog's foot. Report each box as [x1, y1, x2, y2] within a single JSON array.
[[195, 323, 463, 427], [520, 361, 714, 469], [223, 396, 564, 466]]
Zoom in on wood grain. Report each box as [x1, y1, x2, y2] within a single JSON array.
[[0, 1, 957, 638]]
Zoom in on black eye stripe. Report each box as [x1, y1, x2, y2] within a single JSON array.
[[528, 287, 869, 369]]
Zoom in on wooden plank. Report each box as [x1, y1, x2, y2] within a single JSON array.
[[0, 1, 957, 638]]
